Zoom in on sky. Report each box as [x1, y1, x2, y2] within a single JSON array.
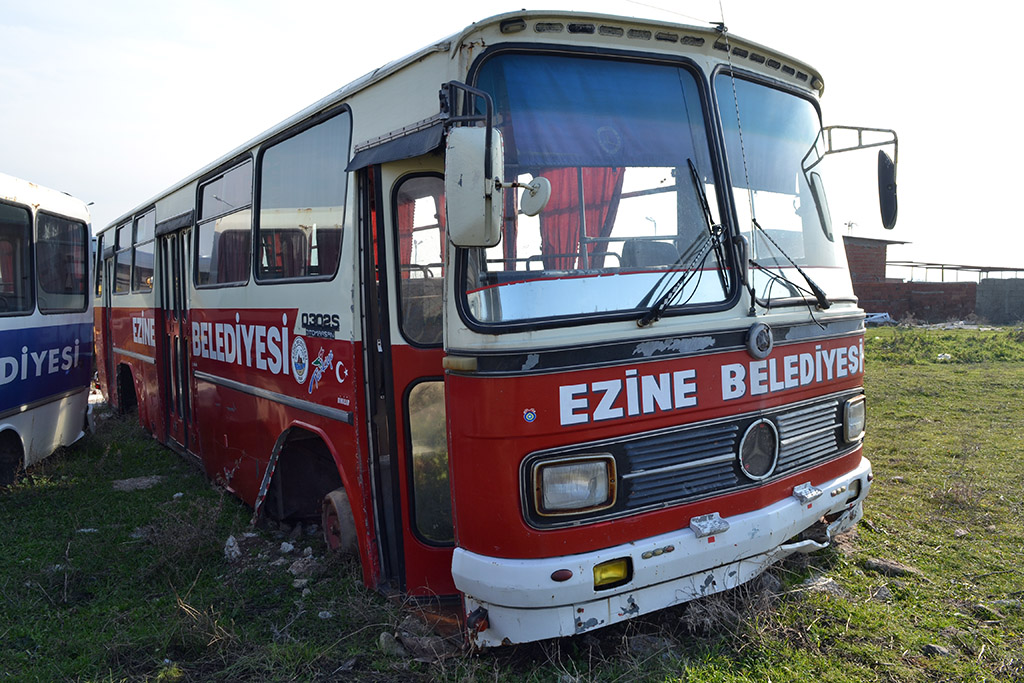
[[2, 0, 1021, 275]]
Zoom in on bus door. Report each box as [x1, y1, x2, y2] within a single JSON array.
[[157, 228, 193, 450], [362, 164, 455, 597]]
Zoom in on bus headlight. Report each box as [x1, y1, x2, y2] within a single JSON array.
[[844, 395, 866, 442], [533, 455, 616, 515]]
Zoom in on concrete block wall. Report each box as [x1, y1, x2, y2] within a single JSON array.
[[976, 279, 1024, 323]]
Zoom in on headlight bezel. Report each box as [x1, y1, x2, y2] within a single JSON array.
[[531, 454, 617, 517], [844, 395, 866, 442]]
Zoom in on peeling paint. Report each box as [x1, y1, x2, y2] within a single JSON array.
[[783, 320, 860, 341], [632, 336, 716, 358], [575, 617, 602, 633], [521, 353, 540, 371], [618, 595, 639, 617]]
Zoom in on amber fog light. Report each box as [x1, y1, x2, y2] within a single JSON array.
[[738, 419, 778, 481], [593, 557, 632, 590]]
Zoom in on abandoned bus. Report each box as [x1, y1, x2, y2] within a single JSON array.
[[1, 173, 92, 485], [94, 11, 898, 646]]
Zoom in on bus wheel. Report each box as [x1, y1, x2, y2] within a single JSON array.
[[0, 431, 23, 486], [322, 488, 356, 554]]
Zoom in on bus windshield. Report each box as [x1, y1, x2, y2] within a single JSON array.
[[715, 74, 855, 304], [462, 53, 732, 326]]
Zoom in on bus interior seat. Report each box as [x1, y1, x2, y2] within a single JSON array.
[[620, 239, 679, 268], [400, 277, 443, 345]]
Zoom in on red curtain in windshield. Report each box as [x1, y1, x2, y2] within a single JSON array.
[[539, 167, 624, 270]]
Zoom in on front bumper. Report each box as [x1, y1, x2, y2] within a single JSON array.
[[453, 457, 871, 647]]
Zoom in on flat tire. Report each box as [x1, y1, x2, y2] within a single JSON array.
[[322, 487, 357, 554]]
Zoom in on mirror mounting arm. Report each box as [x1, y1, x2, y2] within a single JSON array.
[[801, 125, 900, 230], [441, 81, 496, 178]]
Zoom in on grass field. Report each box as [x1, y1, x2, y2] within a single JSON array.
[[1, 326, 1023, 681]]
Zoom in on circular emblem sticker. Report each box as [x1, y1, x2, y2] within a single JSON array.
[[596, 126, 622, 156], [523, 408, 537, 423], [291, 336, 309, 384]]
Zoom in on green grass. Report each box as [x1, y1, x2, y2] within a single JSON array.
[[866, 324, 1024, 364], [3, 326, 1024, 681], [0, 417, 398, 681]]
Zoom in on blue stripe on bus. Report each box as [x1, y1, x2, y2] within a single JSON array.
[[0, 322, 93, 415]]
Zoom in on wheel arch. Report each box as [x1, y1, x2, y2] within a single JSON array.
[[115, 362, 138, 414], [257, 420, 378, 583]]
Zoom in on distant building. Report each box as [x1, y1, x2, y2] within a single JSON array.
[[842, 236, 977, 322]]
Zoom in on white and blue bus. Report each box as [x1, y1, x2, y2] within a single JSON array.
[[0, 173, 93, 485]]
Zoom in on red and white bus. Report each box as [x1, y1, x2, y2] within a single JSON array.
[[1, 173, 92, 485], [94, 11, 897, 647]]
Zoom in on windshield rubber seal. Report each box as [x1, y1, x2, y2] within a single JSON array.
[[453, 42, 741, 336]]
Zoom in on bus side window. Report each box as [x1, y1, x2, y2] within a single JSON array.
[[256, 110, 350, 282], [196, 160, 253, 287], [132, 210, 155, 292], [114, 222, 131, 293], [394, 175, 444, 346], [0, 201, 33, 314], [94, 234, 104, 297], [36, 212, 87, 313], [407, 380, 453, 545]]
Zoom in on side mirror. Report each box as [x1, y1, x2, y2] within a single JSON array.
[[445, 127, 504, 247], [878, 150, 898, 229], [519, 176, 551, 217]]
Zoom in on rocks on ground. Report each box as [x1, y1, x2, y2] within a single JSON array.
[[112, 475, 166, 492], [864, 557, 922, 578], [922, 643, 953, 657], [799, 574, 851, 599]]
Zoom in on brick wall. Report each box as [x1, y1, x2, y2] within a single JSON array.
[[844, 241, 888, 282], [853, 281, 977, 322], [842, 237, 978, 322]]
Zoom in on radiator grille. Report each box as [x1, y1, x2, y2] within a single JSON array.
[[523, 393, 859, 527], [618, 398, 842, 511]]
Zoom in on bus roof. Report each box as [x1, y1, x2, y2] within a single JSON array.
[[0, 172, 91, 224], [98, 10, 822, 234]]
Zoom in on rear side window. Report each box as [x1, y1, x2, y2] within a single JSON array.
[[257, 110, 350, 281], [196, 160, 253, 286], [94, 233, 104, 297], [0, 201, 33, 315], [36, 212, 87, 313], [114, 222, 131, 293], [132, 210, 155, 292]]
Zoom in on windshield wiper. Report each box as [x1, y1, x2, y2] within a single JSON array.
[[686, 159, 730, 296], [636, 160, 728, 327], [636, 225, 722, 328], [750, 218, 830, 310]]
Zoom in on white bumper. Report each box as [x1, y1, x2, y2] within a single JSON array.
[[453, 457, 871, 647]]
